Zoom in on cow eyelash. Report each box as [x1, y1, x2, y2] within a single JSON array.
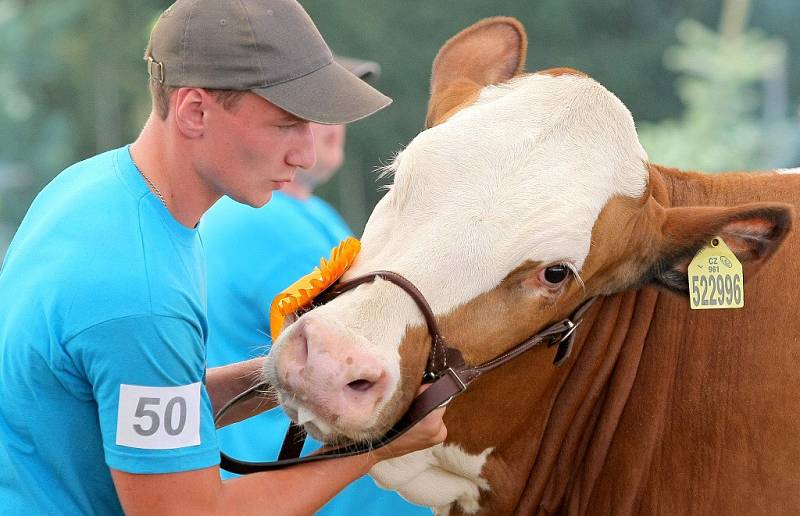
[[564, 263, 586, 290], [539, 262, 585, 291]]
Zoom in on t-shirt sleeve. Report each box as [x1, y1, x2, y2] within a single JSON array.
[[67, 315, 219, 474]]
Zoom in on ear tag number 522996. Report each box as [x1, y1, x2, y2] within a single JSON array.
[[688, 236, 743, 310]]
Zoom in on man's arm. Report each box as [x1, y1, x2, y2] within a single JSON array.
[[205, 357, 277, 427], [112, 454, 375, 516], [111, 399, 447, 516]]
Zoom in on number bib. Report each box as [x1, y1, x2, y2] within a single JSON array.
[[688, 236, 744, 310], [116, 383, 202, 449]]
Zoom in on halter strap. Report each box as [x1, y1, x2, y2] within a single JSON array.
[[217, 271, 596, 473], [316, 271, 452, 376]]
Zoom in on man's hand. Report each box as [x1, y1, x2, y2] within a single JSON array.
[[206, 358, 277, 427], [372, 385, 447, 462]]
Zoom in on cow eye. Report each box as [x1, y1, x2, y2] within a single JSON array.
[[540, 264, 571, 286]]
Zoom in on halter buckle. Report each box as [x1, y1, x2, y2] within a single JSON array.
[[550, 319, 580, 344], [436, 368, 468, 407], [548, 319, 582, 366]]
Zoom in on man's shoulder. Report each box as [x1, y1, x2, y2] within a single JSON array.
[[1, 146, 204, 340], [43, 247, 203, 345], [13, 147, 141, 242], [41, 147, 130, 200]]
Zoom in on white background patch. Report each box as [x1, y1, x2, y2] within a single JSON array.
[[116, 383, 201, 449]]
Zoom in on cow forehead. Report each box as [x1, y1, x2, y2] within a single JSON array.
[[348, 73, 648, 315]]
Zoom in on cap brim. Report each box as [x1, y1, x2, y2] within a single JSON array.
[[253, 61, 391, 124]]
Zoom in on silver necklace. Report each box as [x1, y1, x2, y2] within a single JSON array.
[[138, 170, 168, 209]]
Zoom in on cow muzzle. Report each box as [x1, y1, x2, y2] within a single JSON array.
[[267, 314, 393, 438]]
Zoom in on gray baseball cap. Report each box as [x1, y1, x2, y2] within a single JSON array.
[[145, 0, 391, 124]]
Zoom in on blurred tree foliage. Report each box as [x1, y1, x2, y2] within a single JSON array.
[[0, 0, 166, 251], [639, 0, 800, 171], [1, 0, 799, 253]]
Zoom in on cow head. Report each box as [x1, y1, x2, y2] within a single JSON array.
[[263, 15, 791, 461]]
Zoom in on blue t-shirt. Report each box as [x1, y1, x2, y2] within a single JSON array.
[[202, 193, 431, 515], [0, 147, 219, 515]]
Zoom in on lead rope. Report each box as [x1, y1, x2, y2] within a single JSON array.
[[216, 374, 458, 474]]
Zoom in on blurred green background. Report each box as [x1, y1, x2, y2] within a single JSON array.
[[1, 0, 799, 259]]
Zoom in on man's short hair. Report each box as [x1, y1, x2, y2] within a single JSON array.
[[148, 79, 247, 120]]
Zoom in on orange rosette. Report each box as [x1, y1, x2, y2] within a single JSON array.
[[269, 237, 361, 339]]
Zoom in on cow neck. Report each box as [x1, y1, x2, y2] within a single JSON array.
[[648, 163, 677, 207], [477, 166, 764, 513], [646, 162, 793, 208], [555, 167, 800, 515], [435, 288, 657, 515]]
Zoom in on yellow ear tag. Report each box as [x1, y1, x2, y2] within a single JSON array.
[[688, 236, 743, 309], [269, 237, 361, 340]]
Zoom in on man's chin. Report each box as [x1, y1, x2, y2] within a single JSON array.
[[233, 190, 273, 208], [254, 191, 273, 207]]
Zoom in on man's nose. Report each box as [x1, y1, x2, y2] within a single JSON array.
[[287, 122, 316, 170]]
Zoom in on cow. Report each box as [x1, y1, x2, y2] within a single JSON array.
[[263, 17, 800, 515]]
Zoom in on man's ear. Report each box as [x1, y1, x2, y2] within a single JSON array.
[[649, 202, 793, 294], [426, 17, 527, 128], [173, 87, 208, 138]]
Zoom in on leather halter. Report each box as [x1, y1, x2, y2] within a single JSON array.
[[218, 271, 596, 474]]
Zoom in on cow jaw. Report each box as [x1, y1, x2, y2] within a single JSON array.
[[370, 444, 494, 515]]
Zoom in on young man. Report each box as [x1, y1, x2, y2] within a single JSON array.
[[0, 1, 446, 515], [202, 58, 433, 515]]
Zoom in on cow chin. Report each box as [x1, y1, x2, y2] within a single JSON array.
[[274, 381, 408, 444]]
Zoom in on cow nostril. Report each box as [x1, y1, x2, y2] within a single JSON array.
[[347, 379, 375, 392], [292, 323, 309, 365]]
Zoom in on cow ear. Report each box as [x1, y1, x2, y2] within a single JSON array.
[[650, 202, 793, 294], [426, 17, 527, 128]]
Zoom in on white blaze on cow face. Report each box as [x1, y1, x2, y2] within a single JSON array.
[[352, 73, 648, 289], [265, 72, 650, 440]]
